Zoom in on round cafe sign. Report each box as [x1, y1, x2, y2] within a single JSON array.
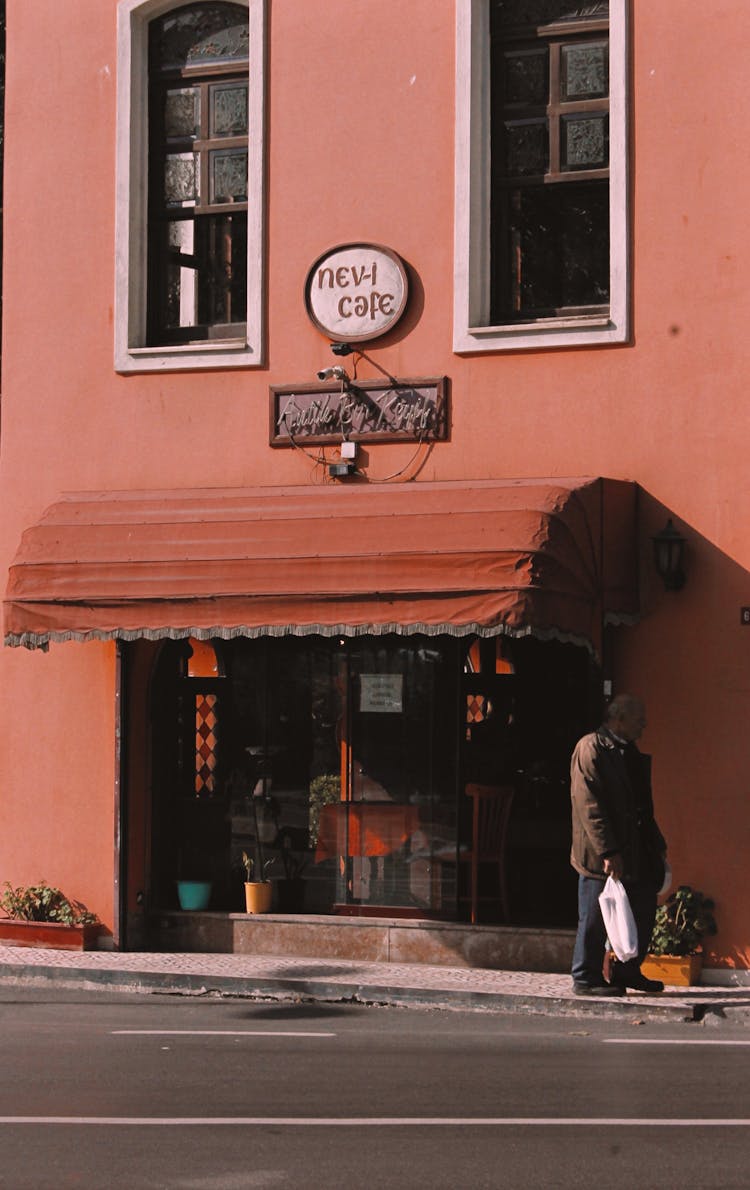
[[304, 242, 409, 343]]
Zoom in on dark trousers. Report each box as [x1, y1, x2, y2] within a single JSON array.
[[571, 875, 657, 985]]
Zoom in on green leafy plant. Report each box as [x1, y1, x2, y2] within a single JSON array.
[[308, 773, 341, 846], [649, 885, 717, 956], [241, 851, 273, 882], [0, 881, 98, 926]]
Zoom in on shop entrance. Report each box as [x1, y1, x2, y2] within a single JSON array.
[[461, 636, 600, 926], [139, 631, 599, 936]]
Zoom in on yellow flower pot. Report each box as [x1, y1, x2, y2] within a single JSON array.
[[641, 952, 703, 987], [244, 881, 272, 914]]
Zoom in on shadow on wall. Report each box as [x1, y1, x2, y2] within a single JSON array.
[[615, 488, 750, 970]]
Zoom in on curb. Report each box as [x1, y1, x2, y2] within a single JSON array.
[[0, 962, 708, 1023]]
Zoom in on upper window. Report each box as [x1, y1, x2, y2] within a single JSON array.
[[116, 0, 265, 373], [147, 4, 249, 346], [454, 1, 628, 353]]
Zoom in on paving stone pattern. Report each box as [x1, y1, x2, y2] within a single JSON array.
[[1, 945, 749, 1022]]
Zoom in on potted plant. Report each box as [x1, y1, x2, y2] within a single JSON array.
[[241, 850, 273, 913], [175, 846, 212, 910], [0, 881, 101, 950], [642, 885, 717, 986], [308, 773, 340, 847], [176, 879, 213, 910]]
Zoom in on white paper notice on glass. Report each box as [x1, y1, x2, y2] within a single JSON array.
[[359, 674, 403, 713]]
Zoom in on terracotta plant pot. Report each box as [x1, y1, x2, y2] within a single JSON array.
[[641, 952, 703, 987], [244, 881, 272, 914], [0, 918, 101, 951]]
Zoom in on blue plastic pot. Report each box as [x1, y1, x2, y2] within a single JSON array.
[[176, 880, 212, 910]]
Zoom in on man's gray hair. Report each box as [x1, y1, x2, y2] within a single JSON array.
[[606, 693, 643, 723]]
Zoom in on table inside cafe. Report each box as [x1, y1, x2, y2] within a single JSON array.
[[315, 801, 420, 908]]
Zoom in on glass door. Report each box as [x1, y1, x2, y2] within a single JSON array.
[[334, 639, 459, 914]]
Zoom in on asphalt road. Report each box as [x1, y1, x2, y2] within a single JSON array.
[[0, 986, 748, 1189]]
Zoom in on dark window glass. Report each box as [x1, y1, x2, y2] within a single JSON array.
[[151, 636, 459, 916], [561, 114, 608, 171], [155, 2, 249, 70], [503, 48, 548, 106], [147, 3, 248, 347], [561, 41, 608, 99], [496, 182, 609, 318], [503, 119, 549, 176], [492, 2, 609, 30], [490, 2, 609, 323]]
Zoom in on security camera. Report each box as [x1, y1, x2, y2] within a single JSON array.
[[316, 366, 349, 382]]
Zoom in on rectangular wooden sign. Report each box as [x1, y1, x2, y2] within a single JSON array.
[[270, 377, 449, 446]]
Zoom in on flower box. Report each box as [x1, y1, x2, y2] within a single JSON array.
[[641, 952, 702, 987], [0, 918, 101, 951]]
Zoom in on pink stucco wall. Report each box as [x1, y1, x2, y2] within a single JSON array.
[[0, 1, 748, 966]]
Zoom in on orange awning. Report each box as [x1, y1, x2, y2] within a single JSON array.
[[3, 478, 638, 651]]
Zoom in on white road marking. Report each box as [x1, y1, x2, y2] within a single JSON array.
[[110, 1030, 335, 1037], [0, 1117, 748, 1127], [604, 1039, 750, 1046]]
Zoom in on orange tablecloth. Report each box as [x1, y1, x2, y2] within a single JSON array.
[[315, 803, 419, 862]]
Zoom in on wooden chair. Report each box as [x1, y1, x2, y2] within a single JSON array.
[[460, 783, 515, 924]]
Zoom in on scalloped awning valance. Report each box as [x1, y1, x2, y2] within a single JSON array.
[[4, 477, 638, 652]]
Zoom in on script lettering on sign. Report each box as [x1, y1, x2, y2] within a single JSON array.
[[305, 243, 409, 343], [269, 378, 449, 446]]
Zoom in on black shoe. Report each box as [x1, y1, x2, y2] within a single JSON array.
[[610, 960, 665, 994], [619, 973, 665, 994], [572, 981, 626, 997]]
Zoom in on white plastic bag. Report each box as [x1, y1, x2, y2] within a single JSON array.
[[598, 876, 638, 962]]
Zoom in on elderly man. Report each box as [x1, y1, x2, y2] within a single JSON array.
[[570, 694, 668, 996]]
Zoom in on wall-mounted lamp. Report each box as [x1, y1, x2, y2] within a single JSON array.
[[652, 518, 687, 591]]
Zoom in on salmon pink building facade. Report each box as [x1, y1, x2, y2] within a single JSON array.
[[0, 1, 748, 978]]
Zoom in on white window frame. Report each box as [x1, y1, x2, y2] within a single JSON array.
[[115, 0, 265, 373], [453, 0, 629, 354]]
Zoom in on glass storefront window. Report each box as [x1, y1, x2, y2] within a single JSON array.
[[151, 635, 460, 916], [147, 631, 599, 928]]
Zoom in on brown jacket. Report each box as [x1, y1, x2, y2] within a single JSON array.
[[570, 726, 667, 882]]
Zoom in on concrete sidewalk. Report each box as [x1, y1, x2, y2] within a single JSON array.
[[1, 945, 749, 1024]]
